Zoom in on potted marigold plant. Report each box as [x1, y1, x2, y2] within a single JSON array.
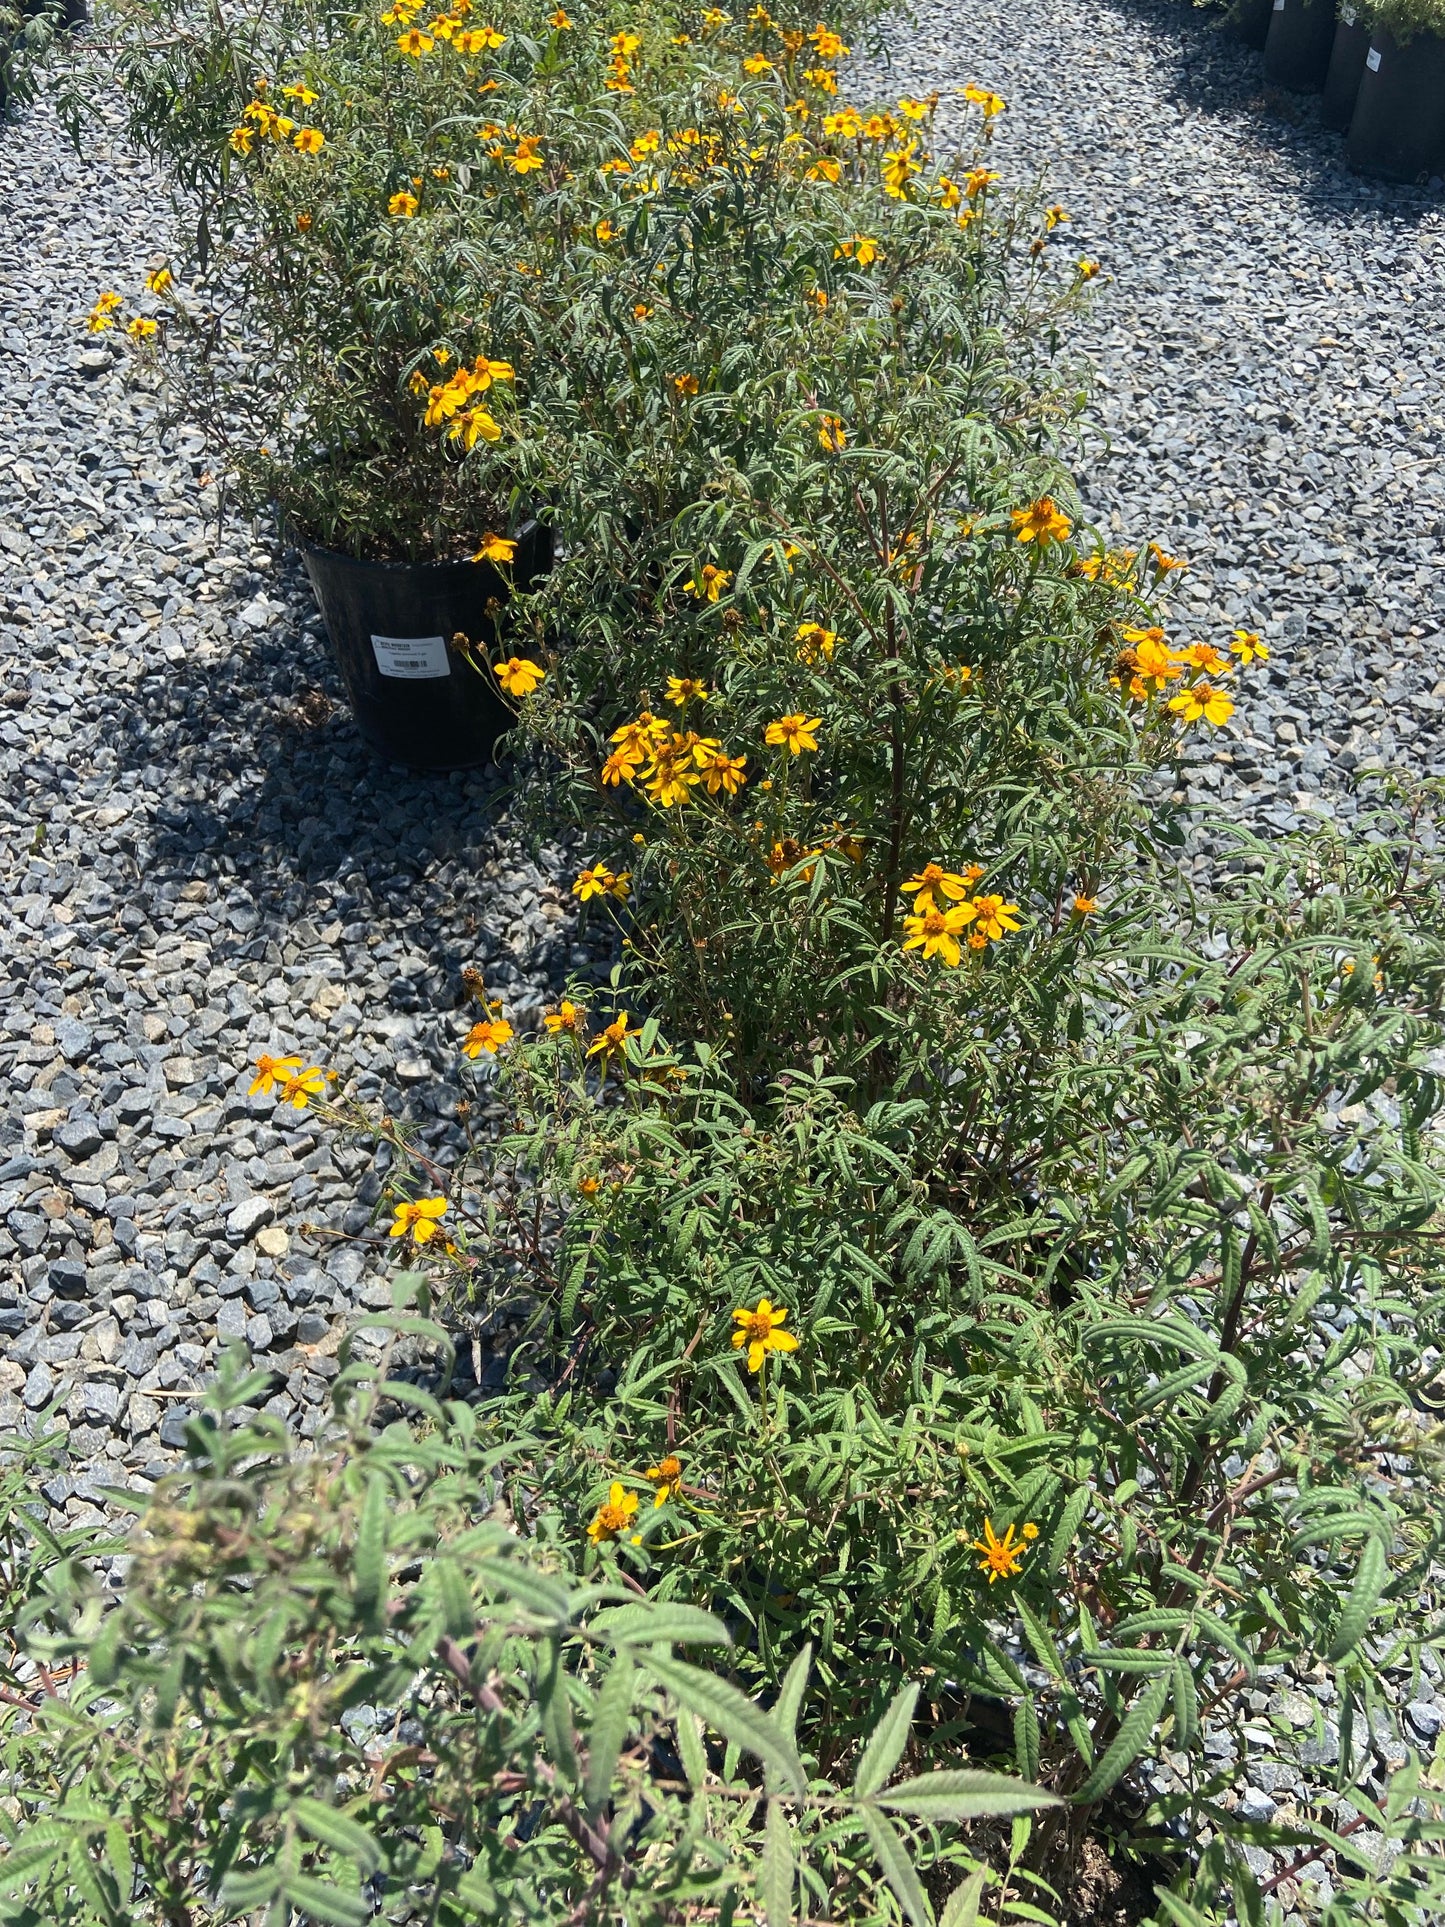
[[1348, 0, 1445, 176], [1322, 0, 1373, 126], [1264, 0, 1338, 90]]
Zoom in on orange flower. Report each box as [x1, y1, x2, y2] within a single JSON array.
[[1011, 497, 1071, 545]]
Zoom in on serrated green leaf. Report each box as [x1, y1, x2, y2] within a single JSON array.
[[875, 1769, 1060, 1823], [853, 1681, 919, 1798], [760, 1797, 793, 1927], [278, 1869, 372, 1926], [939, 1869, 988, 1927], [290, 1797, 384, 1875], [592, 1603, 729, 1648], [584, 1648, 634, 1815], [1327, 1532, 1389, 1663], [1069, 1672, 1170, 1804], [645, 1653, 804, 1795], [859, 1805, 932, 1927]]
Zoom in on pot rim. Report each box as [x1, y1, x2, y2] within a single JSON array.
[[297, 515, 546, 577]]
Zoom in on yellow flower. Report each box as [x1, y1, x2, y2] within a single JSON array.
[[229, 125, 255, 154], [801, 66, 837, 92], [390, 1196, 448, 1245], [1044, 202, 1068, 229], [683, 562, 730, 601], [817, 414, 846, 452], [764, 713, 820, 755], [1230, 628, 1269, 665], [881, 140, 921, 198], [933, 173, 961, 209], [449, 406, 501, 449], [897, 95, 932, 120], [969, 894, 1022, 942], [836, 234, 882, 267], [578, 1173, 601, 1196], [1077, 259, 1101, 280], [1169, 681, 1235, 728], [543, 999, 585, 1034], [822, 107, 863, 138], [671, 372, 700, 396], [1072, 894, 1098, 916], [587, 1481, 639, 1544], [86, 291, 123, 333], [810, 24, 848, 55], [595, 219, 617, 243], [144, 267, 173, 295], [971, 1516, 1031, 1583], [1120, 628, 1184, 686], [508, 135, 544, 174], [281, 80, 319, 103], [666, 675, 710, 706], [473, 532, 516, 564], [277, 1065, 328, 1109], [961, 82, 1006, 119], [633, 302, 654, 320], [249, 1052, 302, 1096], [1012, 496, 1072, 545], [126, 316, 158, 339], [494, 656, 545, 697], [1178, 641, 1229, 675], [645, 1455, 683, 1506], [389, 189, 420, 217], [902, 900, 973, 967], [549, 6, 572, 24], [795, 621, 837, 663], [463, 1017, 513, 1057], [964, 166, 998, 197], [396, 26, 435, 54], [731, 1297, 799, 1373], [573, 862, 631, 902], [693, 743, 748, 795], [902, 862, 980, 909], [293, 126, 325, 154], [588, 1012, 640, 1066], [743, 52, 772, 72], [297, 212, 313, 231], [1149, 543, 1187, 573]]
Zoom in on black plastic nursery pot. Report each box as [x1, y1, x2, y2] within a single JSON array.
[[1348, 24, 1445, 180], [1264, 0, 1338, 90], [1321, 5, 1371, 128], [301, 520, 552, 773], [1232, 0, 1276, 50]]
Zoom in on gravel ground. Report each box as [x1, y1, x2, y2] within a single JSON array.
[[0, 100, 592, 1529], [882, 0, 1445, 844], [874, 0, 1445, 1910]]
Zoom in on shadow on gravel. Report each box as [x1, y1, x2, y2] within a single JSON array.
[[1107, 0, 1442, 225], [83, 554, 560, 977]]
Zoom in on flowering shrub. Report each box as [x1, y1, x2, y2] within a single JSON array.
[[0, 1345, 1057, 1924]]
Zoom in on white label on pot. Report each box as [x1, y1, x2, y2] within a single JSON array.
[[1273, 0, 1284, 10], [1366, 44, 1381, 68], [370, 633, 450, 680]]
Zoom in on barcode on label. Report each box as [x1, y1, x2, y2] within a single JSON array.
[[370, 633, 451, 680], [1366, 45, 1381, 69]]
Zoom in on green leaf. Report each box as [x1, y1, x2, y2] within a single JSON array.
[[1069, 1672, 1171, 1804], [853, 1680, 919, 1798], [277, 1870, 372, 1926], [592, 1603, 730, 1648], [1013, 1699, 1040, 1783], [677, 1709, 709, 1791], [290, 1797, 384, 1875], [482, 1558, 573, 1625], [1170, 1658, 1198, 1752], [939, 1869, 988, 1927], [1327, 1532, 1389, 1663], [538, 1635, 580, 1786], [584, 1648, 635, 1815], [859, 1805, 932, 1927], [760, 1797, 793, 1927], [217, 1863, 283, 1910], [1047, 1488, 1089, 1576], [645, 1653, 805, 1795], [766, 1643, 813, 1795], [875, 1770, 1060, 1824], [353, 1473, 388, 1631]]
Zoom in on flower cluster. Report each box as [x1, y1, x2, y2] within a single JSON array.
[[601, 708, 749, 805], [248, 1052, 334, 1109], [417, 353, 515, 449], [900, 863, 1021, 966], [229, 83, 326, 157], [1111, 625, 1267, 730]]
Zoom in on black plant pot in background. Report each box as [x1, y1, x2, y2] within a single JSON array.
[[1264, 0, 1337, 91], [1321, 5, 1371, 129], [1348, 25, 1445, 181], [301, 521, 552, 772], [1231, 0, 1275, 50]]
